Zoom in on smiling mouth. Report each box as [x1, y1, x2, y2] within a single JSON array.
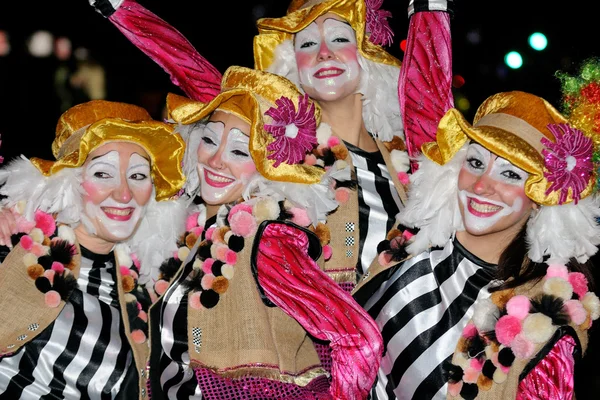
[[204, 169, 235, 188], [314, 68, 344, 79], [467, 198, 503, 217], [102, 207, 135, 221]]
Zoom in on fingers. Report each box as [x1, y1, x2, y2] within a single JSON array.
[[0, 210, 18, 249]]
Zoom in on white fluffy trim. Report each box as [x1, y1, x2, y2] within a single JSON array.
[[526, 194, 600, 263], [399, 146, 466, 255], [174, 121, 204, 198], [0, 156, 84, 225]]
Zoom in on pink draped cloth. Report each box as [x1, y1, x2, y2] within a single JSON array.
[[399, 11, 453, 171], [255, 222, 383, 400], [516, 335, 576, 400], [109, 0, 222, 103]]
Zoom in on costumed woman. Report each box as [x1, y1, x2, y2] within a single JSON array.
[[146, 66, 383, 400], [86, 0, 456, 282], [0, 100, 186, 399], [353, 89, 600, 399]]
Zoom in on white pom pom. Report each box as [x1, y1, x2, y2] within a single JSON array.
[[391, 149, 410, 173], [316, 123, 332, 145]]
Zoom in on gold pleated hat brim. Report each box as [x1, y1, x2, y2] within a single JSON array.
[[168, 66, 325, 184], [254, 0, 400, 72], [31, 119, 186, 202], [423, 91, 594, 206]]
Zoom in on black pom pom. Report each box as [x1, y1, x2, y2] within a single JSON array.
[[159, 257, 182, 282], [49, 239, 76, 265], [333, 178, 357, 190], [130, 317, 148, 333], [197, 243, 212, 260], [466, 335, 486, 359], [37, 255, 53, 269], [52, 273, 78, 300], [35, 277, 52, 293], [277, 201, 294, 221], [193, 195, 204, 205], [482, 359, 496, 379], [498, 347, 515, 367], [228, 235, 244, 253], [531, 294, 569, 326], [200, 289, 220, 309], [320, 147, 336, 166], [181, 270, 204, 293], [460, 383, 479, 400], [443, 361, 464, 384], [126, 299, 139, 318], [10, 232, 26, 247], [377, 240, 391, 254], [212, 260, 224, 276]]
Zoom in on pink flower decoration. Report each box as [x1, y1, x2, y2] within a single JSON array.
[[365, 0, 394, 47], [265, 94, 318, 167], [542, 123, 593, 204], [496, 315, 522, 346], [568, 272, 589, 298], [34, 210, 56, 236], [506, 295, 531, 320]]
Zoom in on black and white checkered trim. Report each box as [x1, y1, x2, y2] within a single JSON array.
[[408, 0, 454, 18]]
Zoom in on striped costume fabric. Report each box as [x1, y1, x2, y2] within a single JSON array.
[[346, 142, 403, 278], [0, 248, 133, 399], [353, 239, 496, 400]]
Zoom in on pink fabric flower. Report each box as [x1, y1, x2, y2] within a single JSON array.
[[34, 210, 56, 236], [506, 295, 532, 320], [365, 0, 394, 47], [542, 123, 593, 204], [496, 315, 522, 346], [568, 272, 589, 298], [265, 94, 318, 167]]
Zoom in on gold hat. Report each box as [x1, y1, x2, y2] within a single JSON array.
[[423, 91, 596, 206], [253, 0, 400, 72], [167, 66, 325, 185], [30, 100, 186, 201]]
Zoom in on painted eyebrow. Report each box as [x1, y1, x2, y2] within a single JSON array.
[[323, 18, 352, 28]]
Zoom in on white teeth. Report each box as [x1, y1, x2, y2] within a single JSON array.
[[316, 70, 342, 77], [206, 170, 233, 183], [102, 207, 133, 216], [469, 199, 502, 213]]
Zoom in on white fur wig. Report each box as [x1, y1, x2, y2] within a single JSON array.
[[267, 39, 403, 142], [173, 120, 204, 199], [0, 156, 187, 288], [399, 144, 600, 264]]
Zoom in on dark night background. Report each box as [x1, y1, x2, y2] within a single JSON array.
[[1, 1, 599, 397]]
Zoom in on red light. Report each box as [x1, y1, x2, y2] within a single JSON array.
[[400, 39, 407, 52], [452, 74, 465, 88]]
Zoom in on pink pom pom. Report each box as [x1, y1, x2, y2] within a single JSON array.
[[131, 329, 147, 344], [506, 295, 531, 320], [136, 301, 143, 311], [205, 227, 216, 242], [189, 292, 203, 310], [191, 226, 204, 237], [51, 261, 65, 273], [34, 210, 56, 237], [304, 154, 317, 165], [130, 270, 139, 280], [546, 264, 569, 280], [19, 235, 33, 250], [568, 272, 589, 298], [120, 266, 131, 276], [469, 357, 484, 371], [335, 188, 350, 204], [138, 310, 148, 322], [378, 251, 392, 266], [290, 207, 311, 227], [201, 274, 215, 290], [448, 381, 463, 397], [43, 269, 55, 285], [202, 258, 215, 274], [228, 203, 253, 221], [131, 254, 141, 269], [511, 334, 535, 359], [186, 212, 200, 231], [229, 211, 257, 238], [225, 249, 237, 265], [327, 136, 340, 147], [495, 315, 522, 346], [31, 243, 48, 257], [462, 323, 477, 339], [16, 218, 35, 233], [215, 244, 229, 262], [462, 366, 479, 383], [397, 172, 410, 185], [173, 250, 180, 260], [154, 279, 170, 296], [45, 290, 61, 308], [323, 245, 333, 261], [402, 230, 414, 240], [564, 299, 587, 325]]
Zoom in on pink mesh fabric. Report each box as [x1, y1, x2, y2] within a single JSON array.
[[195, 367, 331, 399]]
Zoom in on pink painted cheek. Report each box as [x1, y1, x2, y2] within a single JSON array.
[[81, 181, 108, 206], [295, 52, 314, 72], [132, 182, 154, 206], [231, 161, 257, 182], [336, 45, 358, 62], [501, 185, 529, 211], [457, 168, 477, 191]]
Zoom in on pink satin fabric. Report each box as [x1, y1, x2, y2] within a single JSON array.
[[516, 335, 576, 400], [256, 223, 383, 400], [109, 0, 222, 102], [399, 11, 453, 170]]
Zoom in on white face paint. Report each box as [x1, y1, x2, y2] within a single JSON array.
[[457, 144, 531, 234], [82, 151, 151, 240], [295, 18, 360, 99], [196, 118, 255, 204]]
